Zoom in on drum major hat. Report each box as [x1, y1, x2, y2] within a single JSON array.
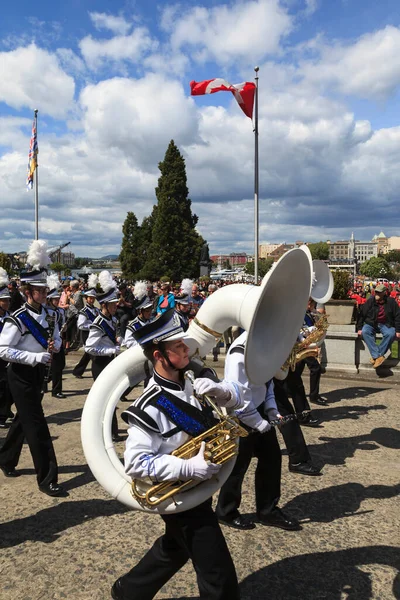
[[97, 270, 118, 304], [21, 240, 51, 287], [84, 273, 98, 298]]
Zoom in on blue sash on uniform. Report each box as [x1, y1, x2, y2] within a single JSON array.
[[18, 310, 49, 349], [84, 307, 96, 322], [100, 319, 117, 345], [154, 390, 217, 437]]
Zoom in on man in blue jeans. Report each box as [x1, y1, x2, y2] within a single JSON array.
[[357, 284, 400, 368]]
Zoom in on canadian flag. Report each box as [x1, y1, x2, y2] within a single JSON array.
[[190, 78, 256, 119]]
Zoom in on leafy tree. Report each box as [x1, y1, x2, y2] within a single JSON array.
[[119, 211, 142, 279], [0, 252, 11, 272], [143, 140, 205, 280], [50, 262, 66, 273], [244, 258, 274, 278], [222, 259, 232, 270], [384, 249, 400, 264], [73, 257, 89, 269], [308, 242, 330, 260], [331, 270, 352, 300], [137, 206, 158, 280], [64, 268, 72, 276], [359, 256, 393, 280]]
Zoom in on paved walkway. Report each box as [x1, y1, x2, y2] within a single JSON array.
[[0, 351, 399, 600]]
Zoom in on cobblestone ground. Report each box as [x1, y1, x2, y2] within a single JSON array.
[[0, 350, 399, 600]]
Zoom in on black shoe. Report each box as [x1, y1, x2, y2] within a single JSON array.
[[0, 421, 10, 429], [112, 435, 123, 443], [111, 579, 125, 600], [218, 514, 255, 530], [39, 483, 69, 497], [289, 462, 322, 476], [1, 466, 20, 478], [299, 413, 320, 427], [310, 396, 328, 406], [257, 508, 302, 531], [73, 374, 83, 379], [52, 393, 67, 399], [120, 395, 130, 402]]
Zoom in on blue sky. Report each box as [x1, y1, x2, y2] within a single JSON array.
[[1, 0, 400, 258]]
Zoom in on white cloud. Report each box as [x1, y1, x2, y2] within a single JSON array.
[[89, 12, 132, 36], [166, 0, 292, 66], [301, 26, 400, 100], [0, 43, 75, 118], [79, 27, 158, 70]]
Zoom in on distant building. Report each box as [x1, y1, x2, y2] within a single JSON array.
[[210, 253, 248, 268], [372, 231, 388, 254], [61, 252, 75, 266], [259, 243, 281, 258], [384, 236, 400, 252]]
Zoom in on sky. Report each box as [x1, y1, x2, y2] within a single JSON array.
[[1, 0, 400, 258]]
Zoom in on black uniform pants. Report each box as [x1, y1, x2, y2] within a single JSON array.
[[273, 377, 311, 465], [285, 367, 311, 413], [296, 356, 322, 402], [0, 363, 58, 486], [215, 428, 281, 521], [118, 499, 239, 600], [0, 361, 13, 423], [51, 347, 65, 395], [72, 332, 91, 377], [91, 356, 118, 437]]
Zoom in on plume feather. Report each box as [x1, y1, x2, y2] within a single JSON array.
[[181, 278, 193, 295], [26, 240, 51, 270], [98, 270, 116, 293], [0, 267, 9, 288], [47, 273, 60, 292], [133, 280, 148, 300], [88, 273, 98, 289]]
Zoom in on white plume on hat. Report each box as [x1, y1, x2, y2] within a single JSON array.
[[47, 273, 60, 292], [134, 280, 147, 300], [181, 279, 193, 295], [0, 267, 9, 288], [26, 240, 51, 270], [98, 270, 116, 293], [88, 273, 98, 289]]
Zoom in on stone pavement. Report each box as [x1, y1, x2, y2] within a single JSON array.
[[0, 350, 399, 600]]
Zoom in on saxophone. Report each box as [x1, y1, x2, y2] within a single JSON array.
[[41, 312, 57, 394], [282, 314, 329, 373], [131, 370, 249, 508]]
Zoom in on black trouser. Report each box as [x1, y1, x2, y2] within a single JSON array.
[[273, 377, 311, 465], [91, 356, 118, 437], [285, 367, 311, 413], [0, 363, 58, 486], [72, 331, 91, 377], [0, 361, 13, 423], [296, 356, 322, 402], [216, 428, 281, 521], [51, 347, 65, 395], [118, 499, 239, 600]]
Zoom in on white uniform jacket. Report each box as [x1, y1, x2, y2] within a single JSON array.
[[122, 370, 245, 484], [85, 313, 118, 357], [0, 303, 61, 367], [123, 316, 152, 349], [77, 305, 99, 331], [225, 331, 278, 431]]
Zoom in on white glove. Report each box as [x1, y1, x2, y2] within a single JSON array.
[[115, 345, 121, 355], [179, 442, 221, 481], [36, 352, 51, 365], [256, 420, 272, 433], [194, 378, 232, 406]]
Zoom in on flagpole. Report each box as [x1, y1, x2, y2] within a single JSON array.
[[34, 109, 39, 240], [254, 67, 259, 283]]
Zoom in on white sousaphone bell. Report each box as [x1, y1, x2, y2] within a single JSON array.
[[80, 247, 312, 514]]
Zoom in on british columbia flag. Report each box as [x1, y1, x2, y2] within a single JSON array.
[[26, 118, 38, 190]]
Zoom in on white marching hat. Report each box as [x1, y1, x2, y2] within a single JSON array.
[[132, 309, 185, 346], [0, 268, 11, 299], [96, 271, 118, 304], [21, 240, 51, 287]]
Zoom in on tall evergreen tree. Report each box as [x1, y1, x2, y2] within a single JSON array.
[[144, 140, 204, 280], [119, 212, 142, 279]]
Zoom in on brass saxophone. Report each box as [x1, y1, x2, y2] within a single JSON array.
[[41, 312, 57, 394], [282, 314, 329, 373], [131, 370, 248, 508]]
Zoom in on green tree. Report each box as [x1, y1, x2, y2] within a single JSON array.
[[244, 258, 274, 278], [308, 242, 330, 260], [137, 206, 158, 280], [359, 256, 393, 279], [50, 262, 66, 273], [384, 249, 400, 264], [222, 259, 232, 270], [331, 270, 352, 300], [143, 140, 205, 280], [0, 252, 11, 272], [119, 211, 142, 279]]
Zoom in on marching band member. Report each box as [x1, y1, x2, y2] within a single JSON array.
[[123, 281, 154, 349], [215, 331, 302, 531], [0, 241, 67, 497], [72, 274, 99, 379], [174, 293, 191, 331], [112, 309, 244, 600], [85, 271, 121, 442], [0, 269, 14, 429], [46, 274, 66, 399]]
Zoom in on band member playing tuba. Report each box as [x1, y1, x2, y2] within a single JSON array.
[[112, 309, 245, 600]]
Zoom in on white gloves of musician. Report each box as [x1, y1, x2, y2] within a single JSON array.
[[36, 352, 51, 365], [179, 442, 221, 481], [256, 420, 272, 433], [193, 378, 243, 409]]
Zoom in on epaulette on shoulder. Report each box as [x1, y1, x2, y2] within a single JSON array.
[[121, 384, 163, 431], [4, 314, 22, 331]]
